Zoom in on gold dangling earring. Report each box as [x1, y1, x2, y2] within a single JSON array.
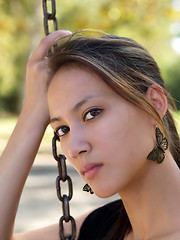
[[147, 126, 168, 164]]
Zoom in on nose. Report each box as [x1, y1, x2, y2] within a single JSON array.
[[67, 125, 91, 159]]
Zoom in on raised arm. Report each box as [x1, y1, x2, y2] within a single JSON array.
[[0, 30, 71, 240]]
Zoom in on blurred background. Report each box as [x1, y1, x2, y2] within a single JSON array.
[[0, 0, 180, 233]]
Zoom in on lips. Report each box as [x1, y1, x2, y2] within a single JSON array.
[[81, 163, 103, 180]]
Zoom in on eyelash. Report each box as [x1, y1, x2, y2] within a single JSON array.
[[83, 107, 103, 121], [56, 107, 103, 138], [56, 125, 70, 138]]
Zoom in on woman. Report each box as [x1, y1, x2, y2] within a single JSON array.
[[0, 30, 180, 240]]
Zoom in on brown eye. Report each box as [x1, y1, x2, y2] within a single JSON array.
[[84, 108, 103, 121], [56, 126, 70, 137]]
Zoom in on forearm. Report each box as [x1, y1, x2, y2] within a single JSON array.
[[0, 106, 48, 240]]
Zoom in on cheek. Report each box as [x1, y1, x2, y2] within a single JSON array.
[[60, 141, 68, 158], [92, 107, 131, 147], [93, 106, 152, 163], [58, 139, 67, 160]]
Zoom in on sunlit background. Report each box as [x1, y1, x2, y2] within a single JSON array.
[[0, 0, 180, 233]]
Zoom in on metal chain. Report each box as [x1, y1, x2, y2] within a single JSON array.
[[52, 133, 76, 240], [42, 1, 76, 238], [42, 0, 58, 54]]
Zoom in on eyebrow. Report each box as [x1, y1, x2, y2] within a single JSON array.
[[50, 96, 97, 123]]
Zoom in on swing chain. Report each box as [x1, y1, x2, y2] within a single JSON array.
[[42, 1, 76, 238], [42, 0, 58, 54], [52, 133, 76, 240], [42, 0, 58, 36]]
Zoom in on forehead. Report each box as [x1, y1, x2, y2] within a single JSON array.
[[48, 64, 118, 102]]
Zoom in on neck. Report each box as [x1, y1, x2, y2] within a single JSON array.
[[120, 152, 180, 240]]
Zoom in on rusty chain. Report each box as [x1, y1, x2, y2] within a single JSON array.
[[42, 1, 76, 239], [52, 132, 76, 240]]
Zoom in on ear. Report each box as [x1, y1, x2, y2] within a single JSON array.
[[146, 84, 168, 119]]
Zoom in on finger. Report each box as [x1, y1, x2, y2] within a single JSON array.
[[30, 30, 72, 62]]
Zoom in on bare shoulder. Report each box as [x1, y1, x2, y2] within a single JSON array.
[[13, 210, 92, 240]]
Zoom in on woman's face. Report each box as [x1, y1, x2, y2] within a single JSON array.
[[48, 64, 155, 198]]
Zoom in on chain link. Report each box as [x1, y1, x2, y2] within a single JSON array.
[[42, 0, 58, 35], [52, 132, 76, 240], [42, 0, 58, 54]]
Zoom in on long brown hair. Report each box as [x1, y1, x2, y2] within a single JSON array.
[[49, 31, 180, 239]]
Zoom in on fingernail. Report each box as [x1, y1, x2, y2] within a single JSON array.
[[64, 30, 72, 34]]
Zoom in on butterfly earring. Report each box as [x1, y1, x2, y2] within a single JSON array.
[[147, 126, 168, 164], [83, 183, 94, 194]]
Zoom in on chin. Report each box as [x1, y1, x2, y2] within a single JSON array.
[[93, 188, 118, 198]]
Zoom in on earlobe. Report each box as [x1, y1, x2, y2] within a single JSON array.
[[146, 84, 168, 119]]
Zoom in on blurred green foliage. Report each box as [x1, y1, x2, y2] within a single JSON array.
[[0, 0, 36, 113], [162, 58, 180, 109], [0, 0, 180, 113]]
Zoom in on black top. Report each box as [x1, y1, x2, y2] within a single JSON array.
[[78, 199, 122, 240]]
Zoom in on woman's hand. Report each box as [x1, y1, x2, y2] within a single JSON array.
[[24, 30, 72, 126]]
